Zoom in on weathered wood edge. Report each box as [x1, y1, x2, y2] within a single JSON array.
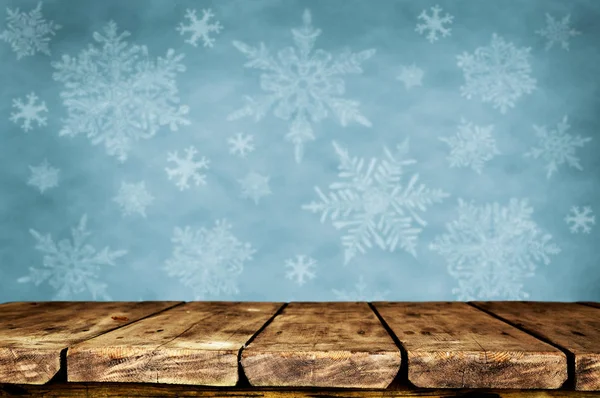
[[2, 383, 600, 397]]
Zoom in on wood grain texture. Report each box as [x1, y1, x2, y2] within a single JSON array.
[[240, 302, 401, 389], [67, 301, 283, 386], [0, 301, 181, 384], [472, 301, 600, 391], [373, 302, 567, 390]]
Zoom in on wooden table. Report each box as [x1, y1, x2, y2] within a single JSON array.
[[0, 301, 599, 397]]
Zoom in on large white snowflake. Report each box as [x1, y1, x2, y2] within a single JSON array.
[[177, 8, 223, 48], [238, 171, 271, 204], [51, 21, 190, 162], [524, 115, 591, 179], [429, 198, 560, 300], [332, 275, 389, 301], [457, 33, 536, 114], [536, 13, 580, 51], [565, 206, 595, 234], [0, 2, 61, 60], [303, 139, 449, 264], [396, 64, 424, 90], [228, 9, 375, 163], [284, 255, 317, 286], [17, 214, 127, 300], [415, 5, 454, 43], [228, 132, 255, 157], [112, 181, 154, 218], [27, 158, 59, 193], [165, 146, 210, 191], [164, 219, 255, 299], [439, 118, 500, 174], [10, 92, 47, 132]]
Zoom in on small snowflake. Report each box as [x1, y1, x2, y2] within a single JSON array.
[[165, 146, 210, 191], [536, 13, 580, 51], [228, 132, 255, 157], [396, 64, 424, 90], [284, 255, 317, 286], [239, 171, 271, 204], [565, 206, 595, 234], [113, 181, 154, 218], [524, 115, 591, 179], [0, 2, 61, 59], [415, 5, 454, 43], [165, 219, 255, 299], [177, 9, 223, 48], [18, 214, 127, 300], [27, 159, 59, 193], [10, 92, 47, 132], [332, 275, 389, 301], [439, 118, 500, 174]]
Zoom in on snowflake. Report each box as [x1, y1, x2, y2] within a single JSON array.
[[238, 171, 271, 204], [165, 146, 210, 191], [0, 2, 61, 60], [396, 64, 424, 90], [536, 13, 580, 51], [415, 5, 454, 43], [284, 255, 317, 286], [332, 275, 389, 301], [524, 115, 591, 179], [10, 92, 47, 132], [439, 118, 500, 174], [457, 33, 536, 114], [113, 181, 154, 217], [228, 132, 255, 157], [429, 198, 560, 300], [51, 21, 190, 162], [302, 139, 449, 264], [228, 9, 375, 163], [27, 159, 59, 193], [177, 8, 223, 48], [565, 206, 595, 234], [164, 219, 255, 299], [17, 214, 127, 300]]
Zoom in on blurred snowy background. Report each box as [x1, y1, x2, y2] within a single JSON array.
[[0, 0, 598, 303]]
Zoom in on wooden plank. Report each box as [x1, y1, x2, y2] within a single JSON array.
[[472, 301, 600, 391], [0, 301, 181, 384], [240, 302, 401, 389], [67, 301, 283, 386], [578, 302, 600, 309], [373, 301, 567, 390]]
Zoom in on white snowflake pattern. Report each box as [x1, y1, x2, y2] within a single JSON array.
[[332, 275, 389, 301], [0, 2, 61, 60], [52, 21, 190, 162], [27, 159, 59, 193], [164, 219, 255, 299], [524, 115, 591, 179], [284, 255, 317, 286], [302, 139, 449, 264], [228, 9, 375, 163], [10, 92, 47, 132], [439, 118, 500, 174], [165, 146, 210, 191], [457, 33, 536, 114], [17, 214, 127, 300], [536, 13, 581, 51], [228, 132, 255, 157], [177, 8, 223, 48], [565, 206, 595, 234], [113, 181, 154, 218], [396, 64, 424, 90], [415, 5, 454, 43], [238, 171, 271, 204], [429, 198, 560, 300]]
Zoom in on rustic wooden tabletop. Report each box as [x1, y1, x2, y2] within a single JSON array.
[[0, 301, 599, 397]]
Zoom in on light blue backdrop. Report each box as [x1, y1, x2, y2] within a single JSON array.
[[1, 0, 598, 302]]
